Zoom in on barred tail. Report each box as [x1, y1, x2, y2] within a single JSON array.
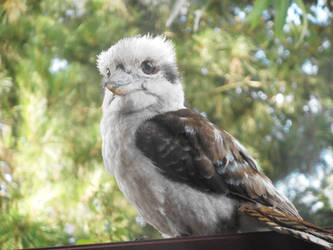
[[240, 203, 333, 249]]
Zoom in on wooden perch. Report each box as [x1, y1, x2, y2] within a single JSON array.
[[29, 230, 326, 250]]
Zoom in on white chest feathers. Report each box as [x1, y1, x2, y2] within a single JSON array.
[[100, 112, 240, 237]]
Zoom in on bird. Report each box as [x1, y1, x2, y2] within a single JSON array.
[[97, 34, 333, 249]]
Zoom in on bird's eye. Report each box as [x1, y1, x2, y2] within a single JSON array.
[[116, 63, 125, 71], [106, 68, 111, 78], [141, 60, 157, 75]]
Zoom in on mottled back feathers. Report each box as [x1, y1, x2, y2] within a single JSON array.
[[135, 109, 300, 219]]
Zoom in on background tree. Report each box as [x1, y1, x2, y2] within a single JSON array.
[[0, 0, 332, 249]]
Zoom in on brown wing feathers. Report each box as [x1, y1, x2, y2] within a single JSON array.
[[137, 109, 299, 215], [135, 108, 332, 248]]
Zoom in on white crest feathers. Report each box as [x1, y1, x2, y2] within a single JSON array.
[[97, 34, 176, 76]]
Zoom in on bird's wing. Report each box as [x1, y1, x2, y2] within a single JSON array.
[[135, 108, 300, 218], [240, 203, 333, 249]]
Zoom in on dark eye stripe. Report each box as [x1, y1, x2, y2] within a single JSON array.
[[116, 63, 125, 71], [162, 63, 179, 84]]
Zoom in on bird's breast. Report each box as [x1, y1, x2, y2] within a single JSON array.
[[101, 114, 239, 237]]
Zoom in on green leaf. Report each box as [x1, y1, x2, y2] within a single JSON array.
[[246, 0, 271, 29], [76, 239, 96, 245], [114, 216, 125, 223], [273, 0, 291, 38]]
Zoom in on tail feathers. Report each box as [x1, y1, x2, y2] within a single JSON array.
[[240, 203, 333, 249], [275, 226, 333, 249]]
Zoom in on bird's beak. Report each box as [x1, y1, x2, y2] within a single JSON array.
[[105, 79, 129, 96], [106, 84, 125, 96]]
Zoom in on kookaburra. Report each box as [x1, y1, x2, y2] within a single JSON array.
[[97, 35, 333, 248]]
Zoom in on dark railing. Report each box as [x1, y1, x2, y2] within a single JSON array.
[[29, 230, 326, 250]]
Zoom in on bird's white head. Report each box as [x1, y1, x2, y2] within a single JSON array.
[[97, 35, 185, 117]]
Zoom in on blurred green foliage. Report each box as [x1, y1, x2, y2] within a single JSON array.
[[0, 0, 332, 249]]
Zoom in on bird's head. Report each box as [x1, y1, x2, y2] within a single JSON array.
[[97, 35, 185, 116]]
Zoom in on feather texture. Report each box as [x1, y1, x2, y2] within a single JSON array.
[[135, 108, 333, 248], [240, 203, 333, 249], [135, 109, 299, 217]]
